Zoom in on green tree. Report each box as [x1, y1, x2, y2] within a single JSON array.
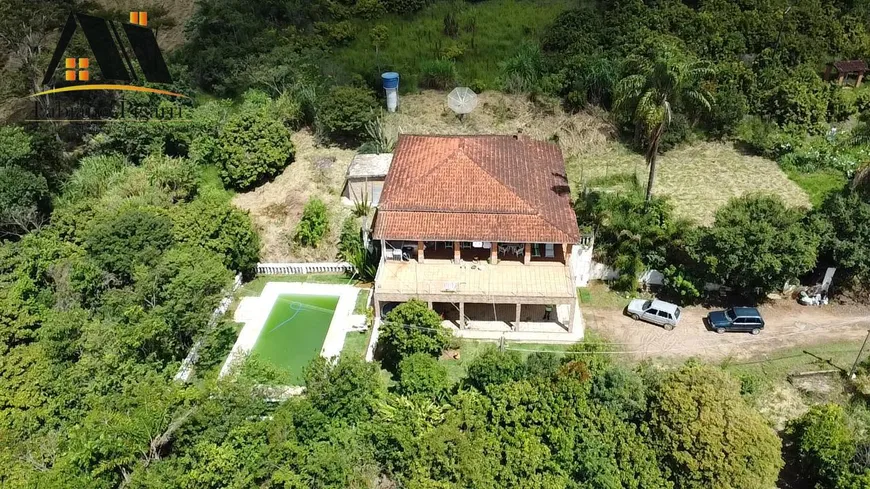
[[216, 104, 295, 190], [813, 190, 870, 284], [379, 300, 450, 372], [172, 194, 261, 277], [614, 48, 713, 202], [692, 194, 819, 296], [647, 363, 783, 488], [293, 198, 329, 248], [0, 166, 50, 238], [84, 205, 174, 283], [786, 404, 856, 487], [135, 247, 233, 354], [316, 85, 377, 143], [396, 353, 451, 399], [464, 346, 525, 391], [305, 355, 386, 424]]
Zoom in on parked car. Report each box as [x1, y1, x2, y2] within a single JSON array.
[[626, 299, 681, 330], [706, 307, 765, 335]]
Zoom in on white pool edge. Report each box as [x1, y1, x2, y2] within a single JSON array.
[[219, 282, 360, 382]]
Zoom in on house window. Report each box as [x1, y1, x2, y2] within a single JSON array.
[[545, 243, 555, 258], [531, 244, 541, 257], [444, 242, 453, 250], [460, 242, 472, 249]]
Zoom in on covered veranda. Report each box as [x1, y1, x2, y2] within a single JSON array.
[[373, 258, 580, 337]]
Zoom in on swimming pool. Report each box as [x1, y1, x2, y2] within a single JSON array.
[[221, 282, 359, 386], [250, 294, 338, 383]]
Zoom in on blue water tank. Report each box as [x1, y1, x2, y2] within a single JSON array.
[[381, 72, 399, 89]]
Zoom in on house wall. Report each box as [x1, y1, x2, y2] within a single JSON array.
[[343, 178, 385, 205]]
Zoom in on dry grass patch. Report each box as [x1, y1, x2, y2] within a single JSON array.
[[382, 90, 615, 155], [571, 141, 811, 225], [232, 129, 356, 261]]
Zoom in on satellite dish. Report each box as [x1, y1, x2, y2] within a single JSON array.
[[448, 87, 478, 119]]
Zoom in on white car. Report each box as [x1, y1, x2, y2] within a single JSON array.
[[626, 299, 681, 330]]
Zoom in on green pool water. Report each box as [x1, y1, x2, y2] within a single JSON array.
[[250, 294, 338, 383]]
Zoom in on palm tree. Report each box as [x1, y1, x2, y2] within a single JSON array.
[[614, 50, 713, 203]]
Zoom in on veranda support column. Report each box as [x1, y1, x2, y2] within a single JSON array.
[[524, 243, 531, 265], [490, 241, 498, 264], [454, 241, 461, 263], [515, 303, 521, 331], [568, 300, 576, 333], [418, 241, 425, 263], [459, 302, 465, 329], [375, 299, 382, 318]]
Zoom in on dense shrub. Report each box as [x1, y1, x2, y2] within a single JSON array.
[[84, 205, 174, 283], [418, 58, 458, 90], [812, 190, 870, 283], [786, 404, 855, 487], [378, 300, 450, 372], [576, 189, 685, 291], [383, 0, 429, 15], [647, 363, 783, 488], [464, 346, 525, 391], [293, 198, 329, 248], [396, 353, 451, 399], [691, 194, 819, 297], [337, 216, 377, 280], [316, 85, 378, 143], [215, 105, 295, 190], [0, 166, 50, 237], [498, 42, 544, 94], [171, 194, 261, 277]]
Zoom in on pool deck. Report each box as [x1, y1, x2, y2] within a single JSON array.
[[220, 282, 359, 381]]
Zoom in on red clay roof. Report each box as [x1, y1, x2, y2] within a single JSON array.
[[373, 135, 581, 243]]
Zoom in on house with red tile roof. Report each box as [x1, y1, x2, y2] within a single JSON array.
[[372, 134, 592, 337]]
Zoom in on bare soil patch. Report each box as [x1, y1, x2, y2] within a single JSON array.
[[232, 129, 356, 262], [584, 300, 870, 360]]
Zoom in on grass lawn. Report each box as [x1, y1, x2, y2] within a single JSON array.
[[440, 339, 576, 383], [784, 167, 848, 207], [571, 141, 811, 225], [237, 273, 355, 298], [343, 329, 372, 359], [330, 0, 573, 90], [578, 282, 633, 309], [720, 341, 863, 383], [250, 294, 339, 384]]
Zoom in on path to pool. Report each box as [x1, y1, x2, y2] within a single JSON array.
[[220, 282, 360, 381]]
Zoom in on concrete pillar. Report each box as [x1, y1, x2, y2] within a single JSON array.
[[427, 300, 432, 309], [374, 299, 382, 318], [454, 241, 460, 263], [515, 303, 521, 331], [568, 300, 576, 333], [564, 243, 572, 265], [381, 240, 387, 260], [459, 302, 465, 329], [857, 72, 864, 87], [490, 241, 498, 264], [524, 243, 531, 265], [417, 240, 424, 263], [838, 74, 845, 85]]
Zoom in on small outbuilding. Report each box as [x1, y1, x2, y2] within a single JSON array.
[[825, 60, 867, 87], [342, 153, 392, 207]]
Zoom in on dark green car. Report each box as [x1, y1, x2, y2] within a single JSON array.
[[706, 307, 765, 335]]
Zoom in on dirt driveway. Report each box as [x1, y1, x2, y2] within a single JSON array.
[[584, 301, 870, 360]]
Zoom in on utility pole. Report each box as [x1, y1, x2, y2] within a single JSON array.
[[848, 330, 870, 379]]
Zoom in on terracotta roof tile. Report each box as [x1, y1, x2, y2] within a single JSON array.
[[373, 135, 581, 243]]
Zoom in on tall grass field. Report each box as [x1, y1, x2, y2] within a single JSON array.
[[330, 0, 573, 91]]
